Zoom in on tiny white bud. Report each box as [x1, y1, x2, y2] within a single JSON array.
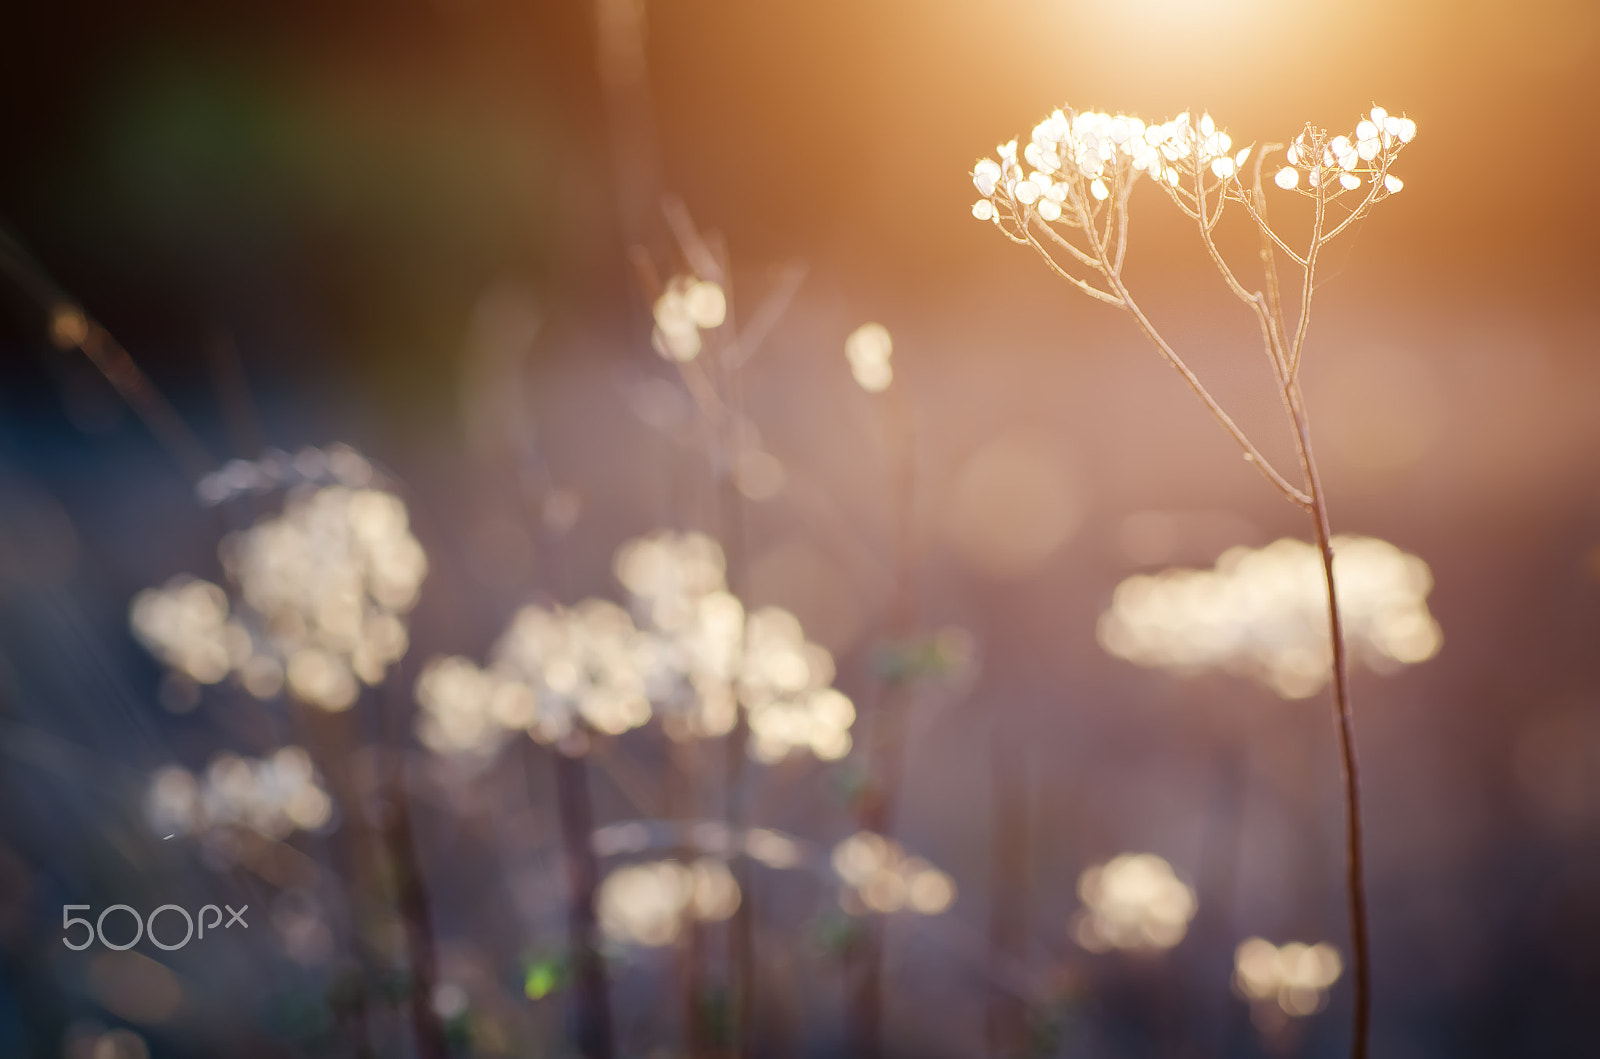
[[1090, 178, 1109, 201], [1275, 166, 1299, 190], [973, 160, 1001, 197], [1370, 106, 1388, 125], [1339, 173, 1360, 190], [1396, 118, 1416, 142], [1037, 198, 1062, 221], [1014, 180, 1040, 204], [1384, 174, 1403, 194], [972, 199, 996, 221], [1211, 157, 1236, 179], [1356, 120, 1377, 141]]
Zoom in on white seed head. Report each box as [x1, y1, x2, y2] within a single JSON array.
[[1275, 166, 1299, 190]]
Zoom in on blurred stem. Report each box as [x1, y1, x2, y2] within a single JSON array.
[[379, 673, 449, 1059], [986, 713, 1029, 1059], [383, 768, 450, 1059], [0, 230, 215, 485], [668, 739, 713, 1058], [292, 702, 380, 1058], [851, 379, 919, 1059], [551, 743, 616, 1059], [719, 429, 757, 1059]]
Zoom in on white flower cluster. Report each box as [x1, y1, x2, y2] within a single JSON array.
[[131, 576, 251, 687], [596, 857, 741, 947], [972, 108, 1249, 223], [415, 530, 856, 763], [1072, 852, 1197, 952], [417, 599, 658, 755], [1097, 535, 1443, 700], [830, 830, 957, 916], [1273, 105, 1415, 195], [651, 275, 727, 363], [226, 485, 426, 709], [131, 474, 428, 712], [146, 746, 333, 841], [1234, 938, 1344, 1017]]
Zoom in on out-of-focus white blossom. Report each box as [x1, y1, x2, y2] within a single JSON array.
[[224, 484, 427, 710], [131, 577, 251, 686], [132, 454, 427, 713], [616, 531, 855, 759], [1234, 938, 1344, 1017], [146, 746, 333, 841], [1097, 535, 1443, 699], [844, 322, 894, 393], [831, 831, 957, 915], [652, 275, 727, 363], [1072, 853, 1196, 952], [597, 857, 740, 946], [416, 530, 856, 762]]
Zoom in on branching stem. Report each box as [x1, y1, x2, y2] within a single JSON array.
[[1016, 138, 1374, 1059]]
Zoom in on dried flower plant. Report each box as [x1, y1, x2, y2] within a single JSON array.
[[972, 103, 1420, 1059]]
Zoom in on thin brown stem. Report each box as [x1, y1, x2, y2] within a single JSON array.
[[1287, 187, 1326, 376], [1105, 273, 1310, 508], [1282, 382, 1370, 1059]]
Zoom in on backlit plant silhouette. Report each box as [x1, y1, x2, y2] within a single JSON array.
[[972, 103, 1419, 1059]]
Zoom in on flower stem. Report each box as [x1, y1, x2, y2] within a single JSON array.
[[1285, 383, 1370, 1059]]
